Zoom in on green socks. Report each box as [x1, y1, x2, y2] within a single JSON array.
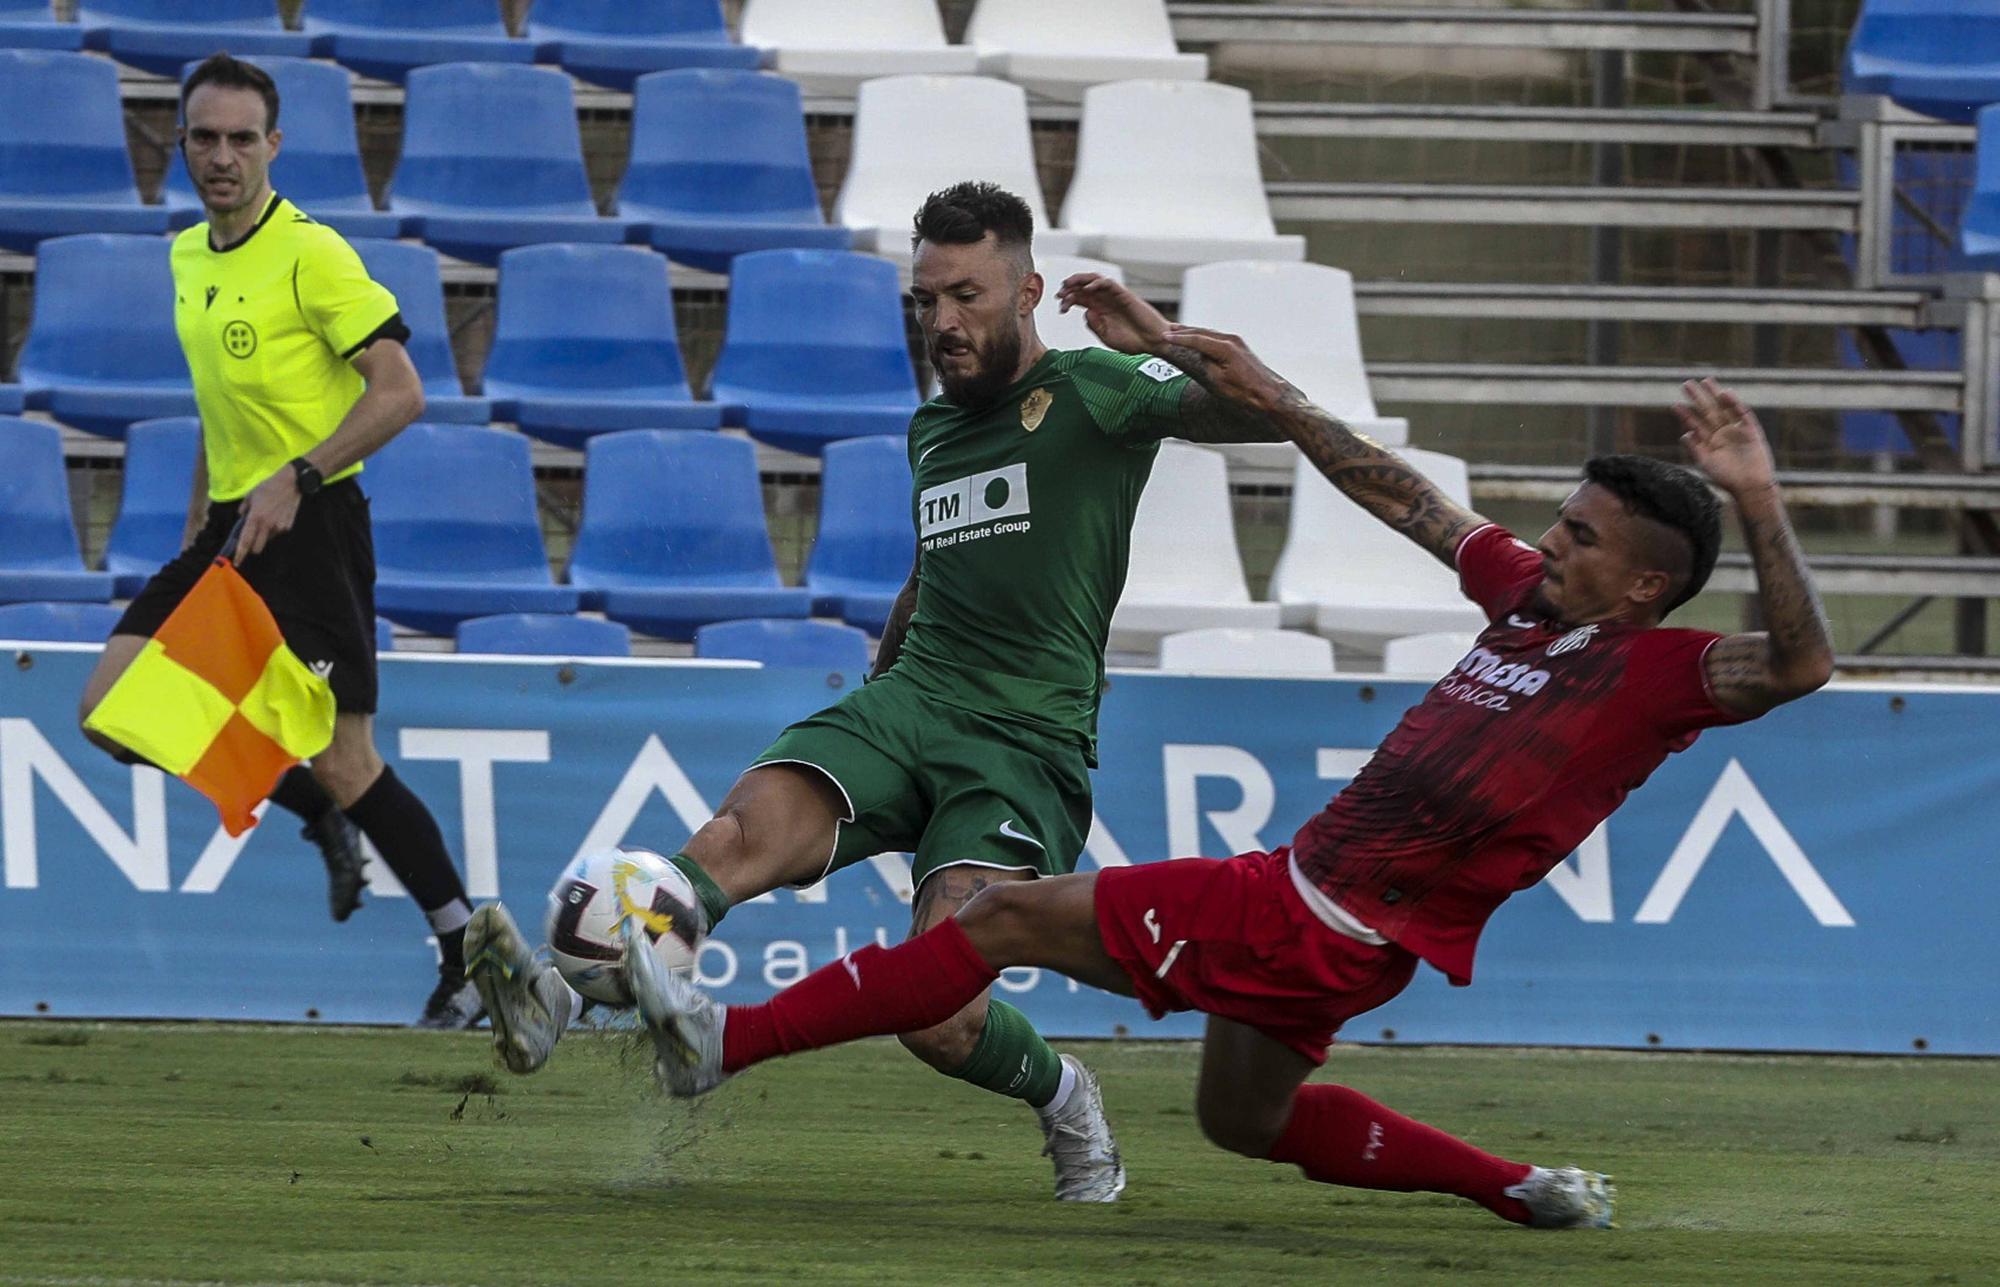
[[669, 852, 731, 933], [947, 999, 1065, 1108]]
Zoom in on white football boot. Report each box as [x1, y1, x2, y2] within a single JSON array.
[[1038, 1055, 1126, 1202], [1506, 1165, 1617, 1228], [623, 919, 729, 1097], [463, 902, 572, 1075]]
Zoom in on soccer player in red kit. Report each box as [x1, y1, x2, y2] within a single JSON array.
[[622, 280, 1834, 1230]]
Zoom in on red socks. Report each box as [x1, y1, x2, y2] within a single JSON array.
[[721, 919, 999, 1073], [1267, 1084, 1534, 1224]]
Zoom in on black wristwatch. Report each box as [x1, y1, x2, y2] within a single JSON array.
[[289, 457, 324, 496]]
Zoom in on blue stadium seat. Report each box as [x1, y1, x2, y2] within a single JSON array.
[[695, 618, 870, 675], [456, 612, 633, 657], [0, 600, 124, 642], [0, 50, 169, 253], [528, 0, 758, 91], [710, 250, 919, 456], [302, 0, 531, 84], [348, 239, 491, 423], [483, 243, 722, 447], [567, 431, 812, 640], [0, 418, 115, 603], [104, 416, 200, 597], [0, 386, 21, 414], [1845, 0, 2000, 125], [375, 615, 394, 652], [79, 0, 310, 76], [619, 70, 854, 272], [806, 435, 913, 634], [0, 3, 83, 51], [388, 63, 629, 265], [1961, 105, 2000, 270], [364, 423, 582, 633], [16, 235, 196, 438], [165, 56, 402, 241]]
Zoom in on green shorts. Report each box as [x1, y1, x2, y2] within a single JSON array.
[[750, 670, 1093, 891]]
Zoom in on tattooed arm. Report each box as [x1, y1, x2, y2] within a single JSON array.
[[1673, 379, 1834, 716], [869, 547, 921, 681], [1147, 324, 1490, 569], [1053, 273, 1281, 444]]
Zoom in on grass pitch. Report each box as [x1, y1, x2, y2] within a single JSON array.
[[0, 1022, 1992, 1286]]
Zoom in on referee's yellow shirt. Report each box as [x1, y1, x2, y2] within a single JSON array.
[[171, 194, 401, 501]]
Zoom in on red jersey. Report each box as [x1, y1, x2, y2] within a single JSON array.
[[1291, 524, 1744, 985]]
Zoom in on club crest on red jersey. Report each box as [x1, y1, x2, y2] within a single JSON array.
[[1547, 624, 1599, 657]]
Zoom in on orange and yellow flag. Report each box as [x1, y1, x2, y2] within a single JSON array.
[[85, 557, 335, 836]]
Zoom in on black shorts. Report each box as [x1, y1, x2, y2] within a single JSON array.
[[116, 479, 378, 714]]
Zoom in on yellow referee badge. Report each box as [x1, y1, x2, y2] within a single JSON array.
[[1020, 386, 1053, 432]]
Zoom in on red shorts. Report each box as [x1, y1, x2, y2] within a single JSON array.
[[1094, 847, 1419, 1064]]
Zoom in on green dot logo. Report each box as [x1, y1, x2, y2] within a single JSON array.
[[222, 320, 258, 359], [984, 477, 1010, 510]]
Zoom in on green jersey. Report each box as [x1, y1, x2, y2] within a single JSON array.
[[893, 346, 1193, 763]]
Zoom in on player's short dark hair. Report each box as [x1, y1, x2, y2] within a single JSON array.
[[181, 53, 280, 133], [1583, 454, 1722, 615], [911, 181, 1035, 263]]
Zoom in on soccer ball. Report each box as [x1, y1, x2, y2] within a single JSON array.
[[543, 846, 704, 1006]]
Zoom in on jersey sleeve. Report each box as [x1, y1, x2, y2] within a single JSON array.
[[1064, 348, 1191, 445], [1626, 629, 1749, 738], [1455, 524, 1543, 622], [295, 229, 401, 359]]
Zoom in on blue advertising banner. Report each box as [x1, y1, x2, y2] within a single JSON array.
[[0, 646, 1987, 1054]]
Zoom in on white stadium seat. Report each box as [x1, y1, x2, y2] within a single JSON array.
[[1110, 441, 1282, 651], [1159, 627, 1335, 677], [1381, 630, 1479, 680], [1267, 447, 1487, 651], [966, 0, 1209, 102], [1032, 254, 1123, 351], [834, 75, 1081, 260], [1180, 260, 1409, 447], [1059, 80, 1305, 283], [740, 0, 978, 96]]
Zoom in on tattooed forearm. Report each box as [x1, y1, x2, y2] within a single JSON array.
[[870, 556, 921, 680], [1267, 383, 1485, 567], [1162, 344, 1285, 444], [1706, 486, 1834, 715]]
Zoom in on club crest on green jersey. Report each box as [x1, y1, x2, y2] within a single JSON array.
[[1020, 387, 1053, 432]]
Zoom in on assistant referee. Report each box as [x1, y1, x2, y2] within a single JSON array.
[[77, 54, 481, 1028]]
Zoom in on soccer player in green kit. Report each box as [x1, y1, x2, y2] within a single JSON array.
[[466, 182, 1283, 1200]]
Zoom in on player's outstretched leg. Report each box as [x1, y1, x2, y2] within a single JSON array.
[[1197, 1018, 1614, 1229], [896, 867, 1124, 1202], [465, 902, 574, 1074], [268, 764, 367, 922]]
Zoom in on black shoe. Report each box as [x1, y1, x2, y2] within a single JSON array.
[[416, 966, 484, 1030], [301, 808, 367, 923]]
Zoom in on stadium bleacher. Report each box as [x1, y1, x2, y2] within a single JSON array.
[[619, 69, 850, 271], [0, 2, 1996, 662], [78, 0, 309, 76], [567, 429, 813, 641], [301, 0, 531, 84], [526, 0, 757, 91], [365, 421, 583, 633], [455, 611, 633, 657], [694, 616, 871, 674], [0, 417, 115, 604], [481, 241, 724, 445], [0, 49, 168, 251], [0, 1, 81, 51], [102, 415, 198, 597]]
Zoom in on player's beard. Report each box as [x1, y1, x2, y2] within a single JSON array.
[[932, 326, 1022, 409]]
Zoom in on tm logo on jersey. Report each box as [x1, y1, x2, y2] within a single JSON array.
[[919, 463, 1032, 551]]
